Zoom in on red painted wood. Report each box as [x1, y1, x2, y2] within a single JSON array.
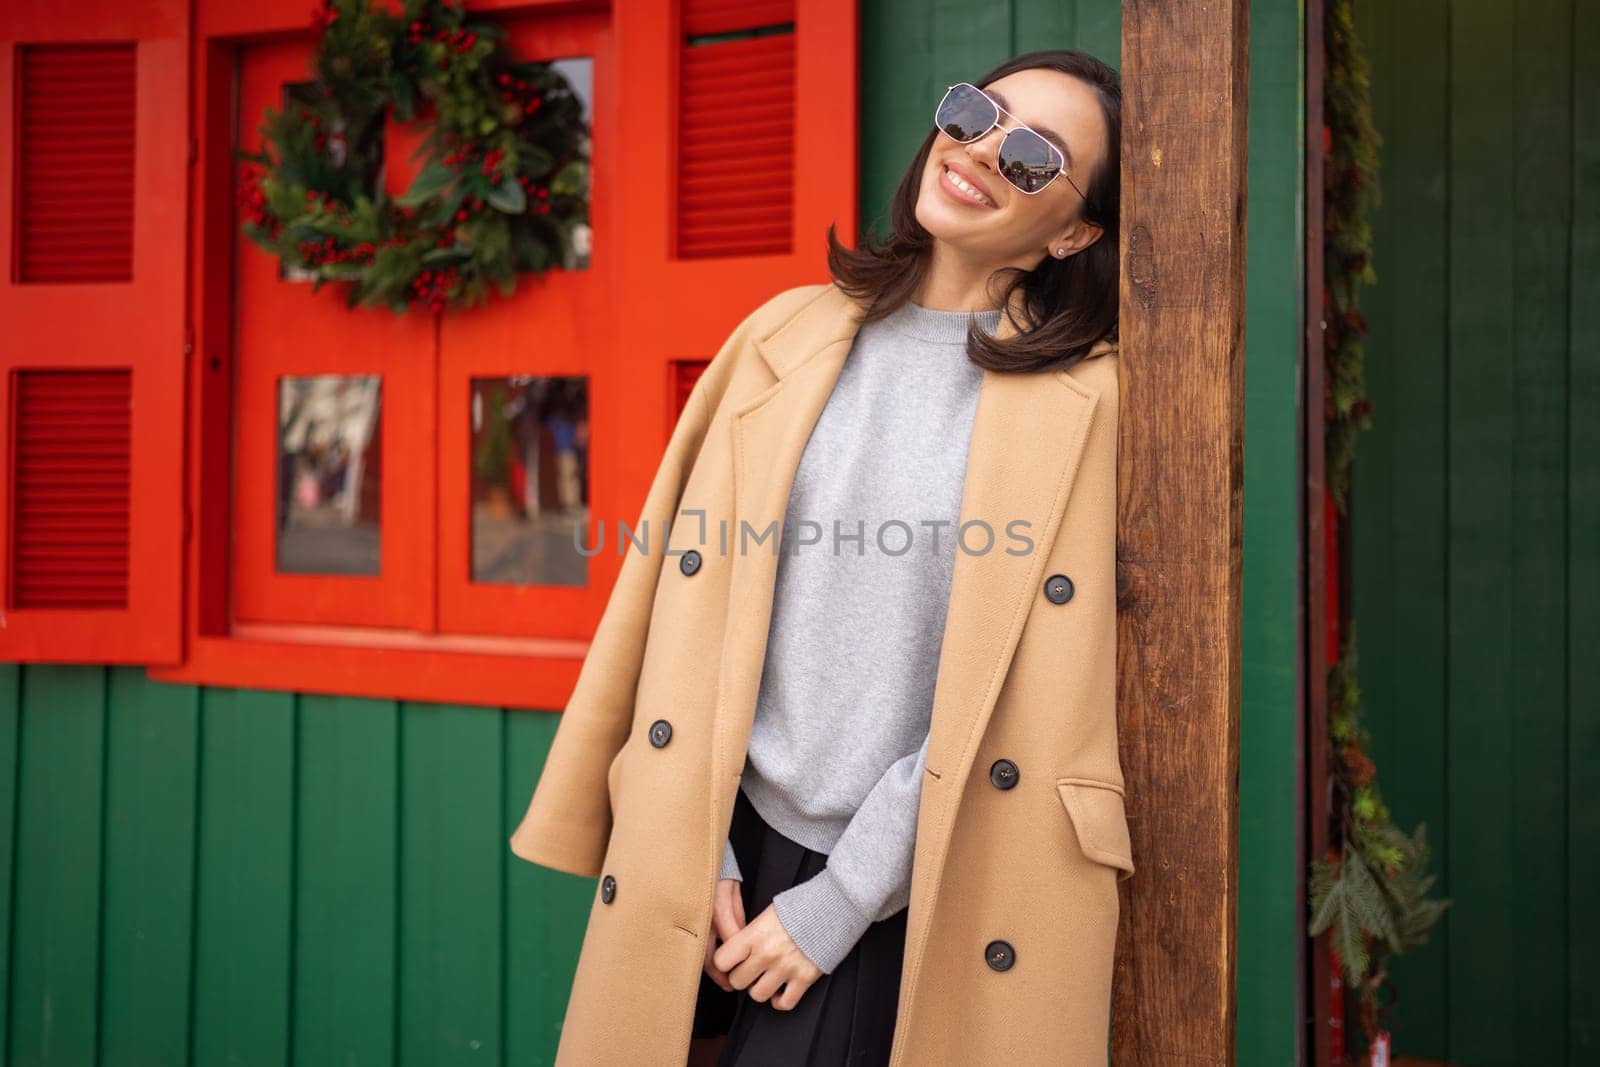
[[230, 39, 435, 631], [0, 13, 188, 666], [10, 370, 132, 609], [676, 8, 796, 258], [15, 44, 136, 283], [140, 0, 857, 708]]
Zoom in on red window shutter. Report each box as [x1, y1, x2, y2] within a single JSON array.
[[9, 370, 132, 608], [669, 359, 710, 423], [676, 0, 795, 258], [1, 32, 187, 666], [15, 44, 137, 284]]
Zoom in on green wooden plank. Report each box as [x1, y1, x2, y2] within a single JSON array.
[[505, 708, 593, 1067], [1010, 0, 1074, 54], [859, 0, 938, 237], [1073, 0, 1121, 73], [0, 664, 19, 1067], [1351, 0, 1454, 1057], [397, 702, 502, 1065], [930, 0, 1011, 97], [9, 666, 106, 1067], [1509, 0, 1575, 1059], [292, 695, 397, 1066], [1569, 1, 1600, 1060], [192, 687, 296, 1067], [1446, 0, 1518, 1061], [1236, 0, 1304, 1061], [99, 669, 201, 1067]]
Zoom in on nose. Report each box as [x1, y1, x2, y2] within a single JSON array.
[[963, 122, 1008, 173]]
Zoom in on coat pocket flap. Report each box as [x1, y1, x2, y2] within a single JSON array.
[[1057, 778, 1135, 881]]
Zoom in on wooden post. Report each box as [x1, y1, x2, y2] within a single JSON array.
[[1115, 3, 1249, 1064]]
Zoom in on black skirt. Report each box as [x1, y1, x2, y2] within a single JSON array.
[[691, 785, 909, 1066]]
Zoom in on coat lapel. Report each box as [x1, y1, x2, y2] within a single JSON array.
[[709, 284, 1112, 979]]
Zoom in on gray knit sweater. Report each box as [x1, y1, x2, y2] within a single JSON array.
[[717, 297, 1002, 973]]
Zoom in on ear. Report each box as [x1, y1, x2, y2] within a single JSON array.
[[1050, 219, 1104, 260]]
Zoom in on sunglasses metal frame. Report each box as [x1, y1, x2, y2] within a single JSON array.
[[935, 82, 1088, 203]]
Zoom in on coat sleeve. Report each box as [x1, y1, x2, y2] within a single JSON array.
[[508, 369, 716, 878]]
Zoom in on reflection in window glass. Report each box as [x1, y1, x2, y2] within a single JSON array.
[[277, 375, 382, 576], [548, 56, 593, 271], [470, 376, 588, 586]]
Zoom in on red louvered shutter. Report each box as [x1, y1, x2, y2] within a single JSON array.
[[15, 45, 137, 283], [675, 0, 796, 258], [1, 28, 188, 665], [10, 370, 133, 609], [615, 0, 853, 494], [669, 359, 709, 424]]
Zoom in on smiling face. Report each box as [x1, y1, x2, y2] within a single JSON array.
[[915, 67, 1110, 275]]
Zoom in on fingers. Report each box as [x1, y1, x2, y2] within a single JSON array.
[[713, 881, 745, 941], [710, 904, 822, 1010], [770, 973, 815, 1012], [747, 967, 787, 1004], [716, 934, 752, 985], [703, 933, 734, 992]]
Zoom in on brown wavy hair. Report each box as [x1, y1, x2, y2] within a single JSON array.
[[824, 49, 1121, 374]]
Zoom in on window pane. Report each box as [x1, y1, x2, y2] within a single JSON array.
[[277, 375, 382, 576], [470, 376, 588, 586], [547, 56, 593, 271]]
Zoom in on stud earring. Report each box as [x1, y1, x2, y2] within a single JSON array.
[[1055, 248, 1067, 257]]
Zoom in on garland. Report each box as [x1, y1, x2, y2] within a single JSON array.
[[1307, 0, 1451, 1050], [233, 0, 589, 313]]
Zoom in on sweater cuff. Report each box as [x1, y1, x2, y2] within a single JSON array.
[[719, 837, 743, 882], [771, 863, 875, 975]]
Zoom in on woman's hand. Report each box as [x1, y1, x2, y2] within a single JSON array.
[[711, 901, 823, 1011], [703, 877, 747, 991]]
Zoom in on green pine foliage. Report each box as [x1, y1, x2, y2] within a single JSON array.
[[232, 0, 589, 314], [1323, 0, 1382, 513], [1310, 8, 1450, 1042], [1309, 621, 1452, 1037]]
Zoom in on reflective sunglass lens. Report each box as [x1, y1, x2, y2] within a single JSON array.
[[935, 83, 997, 142], [998, 128, 1060, 193]]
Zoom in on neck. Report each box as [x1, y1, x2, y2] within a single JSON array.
[[914, 240, 1041, 312]]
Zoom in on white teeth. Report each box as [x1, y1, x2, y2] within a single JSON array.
[[945, 165, 995, 206]]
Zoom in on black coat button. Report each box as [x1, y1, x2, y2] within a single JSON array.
[[989, 758, 1019, 789], [985, 939, 1015, 972], [600, 874, 616, 903], [649, 719, 673, 747], [1044, 573, 1074, 604], [679, 550, 702, 576]]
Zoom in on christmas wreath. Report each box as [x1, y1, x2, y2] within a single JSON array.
[[233, 0, 590, 314]]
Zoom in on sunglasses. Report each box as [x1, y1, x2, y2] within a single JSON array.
[[933, 82, 1086, 201]]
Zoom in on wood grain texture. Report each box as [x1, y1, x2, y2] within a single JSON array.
[[1115, 3, 1248, 1064]]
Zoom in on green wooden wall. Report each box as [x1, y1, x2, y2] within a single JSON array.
[[0, 3, 1310, 1064], [0, 664, 590, 1064], [1352, 0, 1598, 1063]]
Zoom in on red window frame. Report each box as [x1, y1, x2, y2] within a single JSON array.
[[145, 0, 858, 709]]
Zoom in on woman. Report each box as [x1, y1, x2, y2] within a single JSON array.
[[509, 47, 1134, 1067]]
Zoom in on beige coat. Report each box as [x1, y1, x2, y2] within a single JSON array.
[[510, 281, 1134, 1065]]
